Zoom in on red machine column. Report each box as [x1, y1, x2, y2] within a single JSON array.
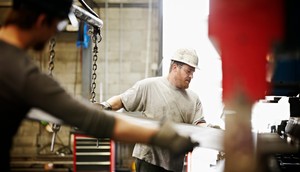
[[208, 0, 283, 171]]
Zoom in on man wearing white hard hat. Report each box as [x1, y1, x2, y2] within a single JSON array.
[[99, 48, 208, 172]]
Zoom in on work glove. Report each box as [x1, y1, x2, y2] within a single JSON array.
[[149, 120, 199, 156]]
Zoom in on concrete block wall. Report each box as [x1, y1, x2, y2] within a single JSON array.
[[97, 0, 160, 101], [11, 0, 161, 170]]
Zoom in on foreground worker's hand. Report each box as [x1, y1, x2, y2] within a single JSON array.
[[149, 120, 199, 156]]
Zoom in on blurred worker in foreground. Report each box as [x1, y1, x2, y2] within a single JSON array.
[[0, 0, 198, 171], [99, 48, 219, 172]]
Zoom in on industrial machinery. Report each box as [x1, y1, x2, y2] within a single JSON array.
[[209, 0, 300, 171]]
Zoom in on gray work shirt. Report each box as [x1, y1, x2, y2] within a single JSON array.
[[121, 76, 205, 171], [0, 40, 116, 171]]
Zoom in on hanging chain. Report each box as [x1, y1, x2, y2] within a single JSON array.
[[47, 37, 61, 152], [90, 27, 102, 103], [90, 27, 103, 147], [48, 38, 56, 76]]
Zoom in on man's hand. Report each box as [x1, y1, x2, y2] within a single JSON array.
[[149, 120, 199, 156], [207, 124, 222, 129], [94, 102, 112, 110], [198, 122, 222, 129]]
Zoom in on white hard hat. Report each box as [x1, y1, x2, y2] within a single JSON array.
[[171, 48, 199, 69]]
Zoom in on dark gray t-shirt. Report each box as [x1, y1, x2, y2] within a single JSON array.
[[121, 76, 205, 171], [0, 40, 115, 171]]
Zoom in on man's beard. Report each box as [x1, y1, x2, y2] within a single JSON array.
[[33, 41, 46, 51]]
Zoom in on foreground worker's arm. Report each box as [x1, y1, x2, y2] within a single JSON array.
[[112, 116, 199, 156], [96, 96, 200, 154]]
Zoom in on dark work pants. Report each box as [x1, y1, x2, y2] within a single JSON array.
[[135, 158, 174, 172]]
